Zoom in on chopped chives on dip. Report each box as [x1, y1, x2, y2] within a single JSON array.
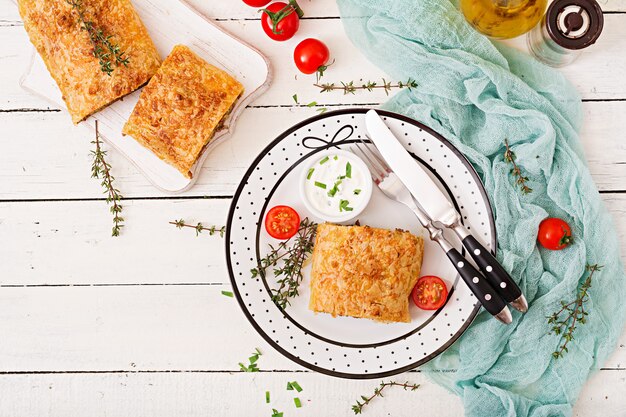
[[302, 151, 369, 219], [294, 397, 302, 408], [291, 381, 303, 392], [266, 391, 270, 403]]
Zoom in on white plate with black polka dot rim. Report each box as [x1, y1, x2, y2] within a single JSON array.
[[226, 109, 495, 379]]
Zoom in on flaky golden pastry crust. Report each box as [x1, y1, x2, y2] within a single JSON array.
[[122, 45, 244, 178], [17, 0, 161, 124], [309, 224, 424, 323]]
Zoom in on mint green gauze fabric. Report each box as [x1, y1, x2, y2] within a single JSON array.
[[336, 0, 626, 416]]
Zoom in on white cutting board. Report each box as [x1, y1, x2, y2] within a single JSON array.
[[18, 0, 271, 193]]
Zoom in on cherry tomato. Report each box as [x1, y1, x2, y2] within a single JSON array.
[[265, 205, 300, 240], [412, 276, 448, 310], [538, 217, 573, 250], [294, 38, 330, 76], [260, 2, 300, 42], [243, 0, 271, 6]]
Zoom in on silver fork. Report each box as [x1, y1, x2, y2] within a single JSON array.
[[353, 140, 513, 324]]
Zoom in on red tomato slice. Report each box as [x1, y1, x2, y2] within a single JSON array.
[[265, 206, 300, 240], [412, 276, 449, 310]]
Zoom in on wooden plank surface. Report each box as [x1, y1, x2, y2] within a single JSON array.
[[0, 0, 625, 415]]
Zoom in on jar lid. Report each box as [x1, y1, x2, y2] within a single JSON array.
[[546, 0, 604, 50]]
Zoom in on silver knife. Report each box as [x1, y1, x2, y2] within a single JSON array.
[[365, 110, 527, 313]]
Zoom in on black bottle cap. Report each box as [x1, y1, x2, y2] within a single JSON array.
[[546, 0, 604, 50]]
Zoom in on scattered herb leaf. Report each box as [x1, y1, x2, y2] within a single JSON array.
[[346, 162, 352, 178], [271, 409, 283, 417], [291, 381, 303, 392], [266, 391, 270, 403], [354, 189, 362, 195], [91, 120, 124, 237], [221, 290, 234, 298], [286, 382, 294, 391], [320, 156, 329, 165], [548, 264, 603, 359], [292, 94, 298, 104], [307, 101, 317, 107], [352, 381, 419, 414], [307, 168, 314, 180], [238, 348, 262, 372], [314, 181, 327, 189], [294, 397, 302, 408]]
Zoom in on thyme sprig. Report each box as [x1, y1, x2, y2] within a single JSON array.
[[251, 218, 317, 309], [504, 139, 533, 194], [352, 381, 420, 414], [66, 0, 130, 75], [91, 121, 124, 237], [170, 219, 225, 237], [315, 78, 418, 96], [548, 264, 603, 359]]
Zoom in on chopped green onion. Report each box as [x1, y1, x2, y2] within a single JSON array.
[[292, 94, 298, 104], [327, 182, 340, 197], [320, 156, 329, 165], [294, 397, 302, 408], [221, 290, 234, 297], [353, 189, 362, 195], [339, 200, 354, 212], [333, 155, 338, 160], [316, 107, 328, 114], [291, 381, 303, 392], [307, 168, 314, 180], [314, 181, 327, 189], [255, 348, 262, 356], [271, 409, 283, 417], [286, 382, 294, 391], [266, 391, 270, 403], [346, 162, 352, 178], [306, 101, 317, 107]]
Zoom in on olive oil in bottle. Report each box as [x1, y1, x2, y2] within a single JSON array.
[[460, 0, 548, 39]]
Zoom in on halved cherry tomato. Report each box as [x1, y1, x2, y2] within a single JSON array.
[[294, 38, 330, 77], [243, 0, 271, 6], [412, 276, 448, 310], [260, 2, 301, 42], [538, 217, 573, 250], [265, 205, 300, 240]]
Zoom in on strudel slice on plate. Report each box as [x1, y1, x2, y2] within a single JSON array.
[[122, 45, 244, 178], [309, 224, 424, 323], [17, 0, 161, 124]]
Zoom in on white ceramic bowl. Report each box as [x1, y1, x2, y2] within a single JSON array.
[[299, 149, 373, 223]]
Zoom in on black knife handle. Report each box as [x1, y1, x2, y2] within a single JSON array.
[[446, 248, 507, 316], [461, 235, 522, 303]]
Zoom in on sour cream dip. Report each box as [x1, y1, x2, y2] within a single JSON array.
[[299, 149, 372, 222]]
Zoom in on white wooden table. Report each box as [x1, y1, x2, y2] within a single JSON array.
[[1, 1, 625, 416]]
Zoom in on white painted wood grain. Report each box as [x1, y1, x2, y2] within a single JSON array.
[[0, 371, 623, 417], [0, 102, 624, 200], [2, 14, 626, 111]]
